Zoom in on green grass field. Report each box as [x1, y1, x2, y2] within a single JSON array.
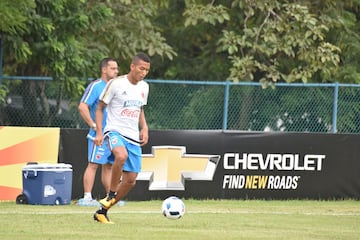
[[0, 199, 359, 240]]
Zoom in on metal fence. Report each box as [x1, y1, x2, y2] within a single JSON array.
[[1, 76, 360, 133]]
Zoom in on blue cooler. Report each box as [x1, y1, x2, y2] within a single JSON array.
[[21, 163, 73, 205]]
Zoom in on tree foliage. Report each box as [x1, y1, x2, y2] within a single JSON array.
[[0, 0, 35, 35], [1, 0, 360, 131], [89, 0, 176, 73], [0, 0, 176, 126], [183, 0, 352, 84], [179, 0, 360, 132], [1, 0, 113, 126]]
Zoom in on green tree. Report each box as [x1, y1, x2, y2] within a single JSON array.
[[2, 0, 113, 126], [150, 0, 230, 81], [0, 0, 35, 35], [90, 0, 176, 74], [0, 0, 35, 108], [1, 0, 176, 127], [183, 0, 345, 84], [179, 0, 360, 131]]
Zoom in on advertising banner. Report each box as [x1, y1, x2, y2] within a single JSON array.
[[0, 127, 60, 200], [60, 129, 360, 200], [131, 130, 360, 200]]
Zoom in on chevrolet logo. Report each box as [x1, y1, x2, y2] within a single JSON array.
[[137, 146, 220, 190]]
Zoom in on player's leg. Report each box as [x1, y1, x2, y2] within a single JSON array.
[[109, 144, 128, 192], [98, 145, 126, 208], [101, 163, 112, 193], [79, 139, 100, 205], [99, 132, 127, 208], [96, 138, 113, 196], [113, 140, 142, 204], [81, 139, 110, 206], [83, 162, 99, 199], [95, 134, 141, 223], [114, 171, 138, 203]]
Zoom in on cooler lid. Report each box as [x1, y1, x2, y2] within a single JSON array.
[[22, 163, 72, 170]]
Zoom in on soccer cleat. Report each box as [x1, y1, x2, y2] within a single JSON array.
[[93, 211, 114, 224], [99, 195, 116, 209]]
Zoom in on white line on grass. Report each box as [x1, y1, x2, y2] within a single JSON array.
[[2, 209, 360, 216]]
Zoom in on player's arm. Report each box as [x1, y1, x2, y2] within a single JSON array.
[[94, 100, 106, 146], [78, 102, 96, 130], [139, 107, 149, 146]]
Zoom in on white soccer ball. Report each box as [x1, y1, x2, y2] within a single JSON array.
[[161, 196, 185, 220]]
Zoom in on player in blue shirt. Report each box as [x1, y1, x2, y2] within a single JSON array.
[[77, 58, 118, 205]]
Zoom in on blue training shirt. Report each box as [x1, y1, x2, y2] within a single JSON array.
[[80, 79, 107, 137]]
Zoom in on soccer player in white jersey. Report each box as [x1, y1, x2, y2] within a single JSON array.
[[93, 52, 150, 224], [78, 58, 118, 206]]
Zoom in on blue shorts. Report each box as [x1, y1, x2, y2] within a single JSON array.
[[87, 138, 113, 165], [105, 131, 142, 173]]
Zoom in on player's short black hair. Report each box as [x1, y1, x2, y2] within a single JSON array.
[[100, 57, 117, 74], [132, 52, 150, 64]]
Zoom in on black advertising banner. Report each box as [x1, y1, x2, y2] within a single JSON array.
[[59, 129, 360, 200], [135, 130, 360, 200], [219, 132, 359, 199], [59, 129, 90, 199]]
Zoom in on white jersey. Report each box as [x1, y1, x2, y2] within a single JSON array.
[[99, 75, 149, 143]]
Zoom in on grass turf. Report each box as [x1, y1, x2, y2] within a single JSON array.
[[0, 199, 359, 240]]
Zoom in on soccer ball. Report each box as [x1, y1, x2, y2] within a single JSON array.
[[161, 196, 185, 219]]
